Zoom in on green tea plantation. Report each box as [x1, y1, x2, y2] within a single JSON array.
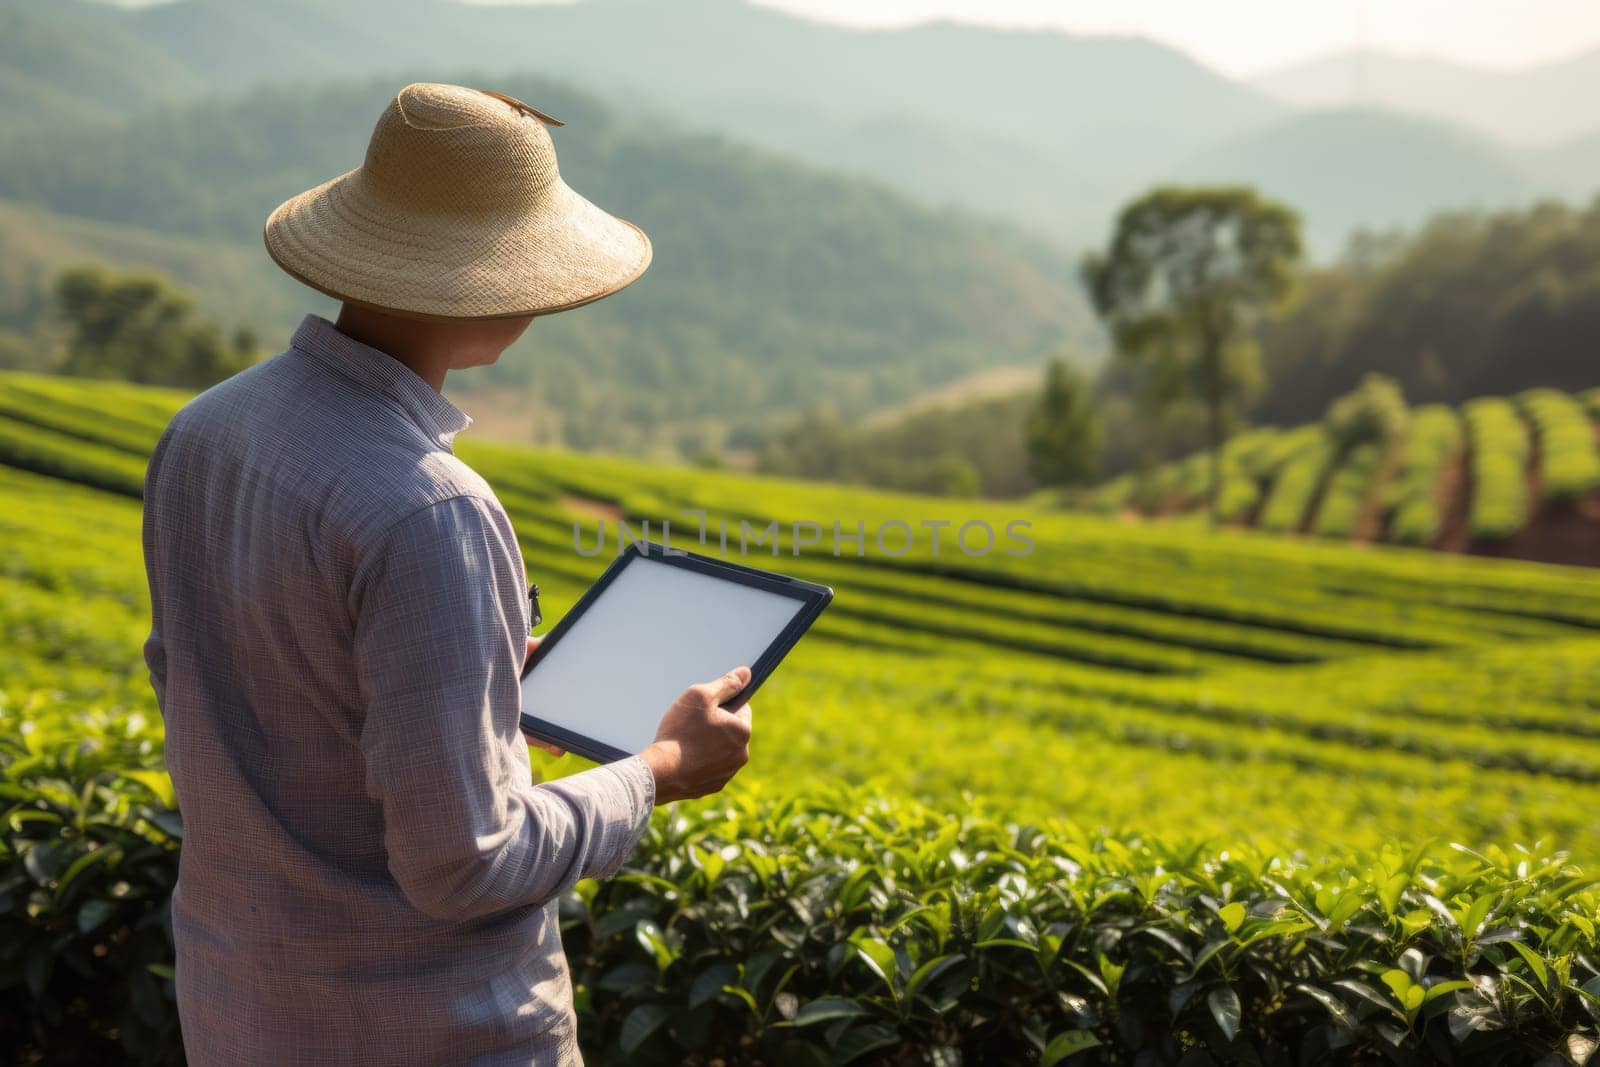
[[3, 371, 1600, 1065], [1089, 387, 1600, 567]]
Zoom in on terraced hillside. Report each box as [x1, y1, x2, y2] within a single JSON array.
[[1090, 387, 1600, 566], [5, 371, 1600, 1063]]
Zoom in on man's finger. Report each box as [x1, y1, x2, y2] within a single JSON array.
[[702, 666, 752, 705], [525, 635, 543, 665], [726, 703, 753, 725]]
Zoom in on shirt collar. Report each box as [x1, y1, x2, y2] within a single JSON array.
[[288, 314, 472, 446]]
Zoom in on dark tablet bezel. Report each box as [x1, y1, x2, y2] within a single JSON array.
[[519, 540, 834, 764]]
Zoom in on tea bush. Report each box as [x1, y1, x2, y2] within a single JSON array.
[[1463, 397, 1533, 541], [0, 694, 181, 1063], [7, 700, 1600, 1066], [7, 374, 1600, 1064], [570, 796, 1600, 1065], [1213, 430, 1285, 523], [1385, 405, 1461, 546], [1518, 388, 1600, 500], [0, 417, 146, 498], [1324, 372, 1409, 457], [1095, 386, 1600, 547], [1310, 441, 1382, 538], [1255, 431, 1332, 533]]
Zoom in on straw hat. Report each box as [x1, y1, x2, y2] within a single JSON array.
[[263, 83, 651, 321]]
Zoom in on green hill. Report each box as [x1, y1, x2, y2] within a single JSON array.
[[1173, 108, 1537, 255], [1254, 46, 1600, 148], [0, 200, 305, 349], [1089, 387, 1600, 565], [5, 372, 1600, 1060], [3, 0, 1279, 249], [1539, 128, 1600, 201], [12, 0, 1598, 258], [0, 0, 198, 132], [0, 74, 1089, 452]]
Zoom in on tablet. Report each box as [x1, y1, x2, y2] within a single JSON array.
[[519, 541, 833, 763]]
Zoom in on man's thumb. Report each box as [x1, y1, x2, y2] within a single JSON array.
[[707, 666, 752, 703]]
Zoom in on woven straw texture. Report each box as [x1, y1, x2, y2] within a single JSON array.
[[264, 83, 651, 320]]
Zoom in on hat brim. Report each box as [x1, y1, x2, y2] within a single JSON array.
[[263, 169, 652, 322]]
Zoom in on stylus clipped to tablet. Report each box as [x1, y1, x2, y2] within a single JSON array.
[[519, 542, 833, 763]]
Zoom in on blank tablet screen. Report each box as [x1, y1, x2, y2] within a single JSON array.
[[520, 555, 812, 758]]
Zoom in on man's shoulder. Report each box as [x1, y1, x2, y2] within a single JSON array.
[[154, 353, 504, 532], [389, 452, 500, 516], [350, 460, 515, 586], [165, 355, 278, 423], [308, 435, 499, 556], [146, 356, 295, 485]]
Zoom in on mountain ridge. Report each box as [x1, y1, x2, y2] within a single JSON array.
[[10, 0, 1597, 256], [1254, 45, 1600, 146], [0, 72, 1090, 452], [5, 0, 1283, 247], [1171, 106, 1539, 255]]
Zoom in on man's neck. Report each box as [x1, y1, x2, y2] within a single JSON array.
[[333, 305, 453, 391]]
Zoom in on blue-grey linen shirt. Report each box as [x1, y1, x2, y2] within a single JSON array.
[[141, 314, 654, 1066]]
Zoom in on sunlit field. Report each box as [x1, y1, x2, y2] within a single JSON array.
[[5, 372, 1600, 1061]]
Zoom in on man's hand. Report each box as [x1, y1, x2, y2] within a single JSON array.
[[520, 636, 566, 757], [639, 667, 754, 804]]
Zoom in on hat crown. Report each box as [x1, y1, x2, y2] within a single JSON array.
[[263, 80, 651, 320], [358, 83, 560, 216]]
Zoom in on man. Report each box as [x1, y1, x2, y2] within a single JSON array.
[[141, 83, 753, 1065]]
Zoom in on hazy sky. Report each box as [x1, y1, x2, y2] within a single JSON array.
[[744, 0, 1600, 76]]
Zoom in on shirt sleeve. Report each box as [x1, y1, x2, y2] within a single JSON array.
[[350, 495, 655, 922], [141, 430, 171, 707], [143, 626, 167, 706]]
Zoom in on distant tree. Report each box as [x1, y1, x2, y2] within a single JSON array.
[[759, 395, 1038, 498], [759, 408, 854, 482], [53, 265, 254, 388], [1254, 198, 1600, 424], [1024, 357, 1101, 487], [914, 453, 981, 497], [1082, 186, 1302, 524]]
